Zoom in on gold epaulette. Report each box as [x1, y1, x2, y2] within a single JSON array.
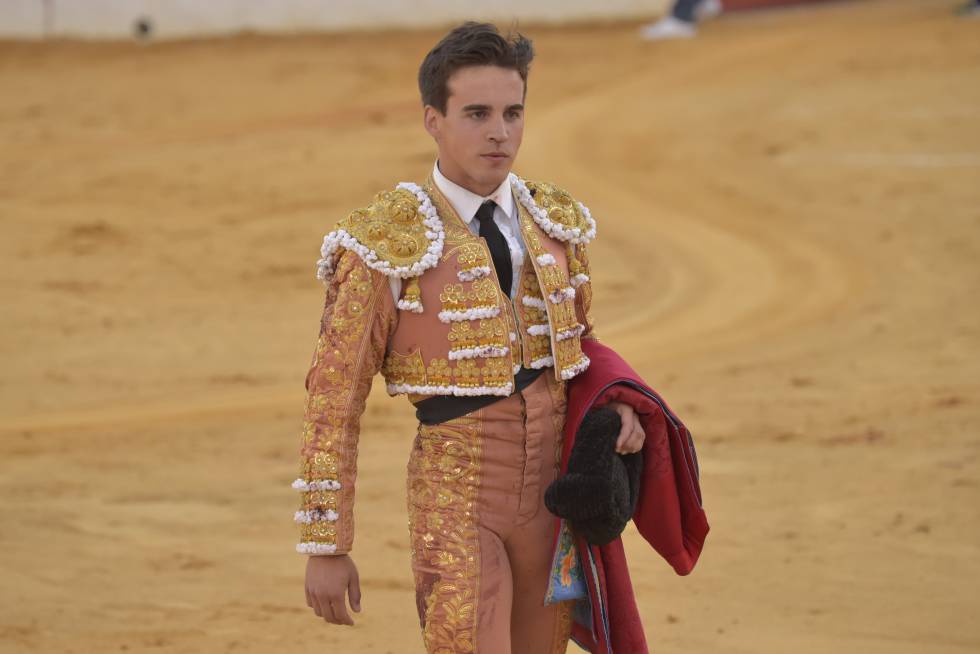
[[522, 179, 597, 245], [316, 184, 444, 282]]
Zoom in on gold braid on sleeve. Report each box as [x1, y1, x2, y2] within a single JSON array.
[[570, 242, 596, 341], [294, 248, 395, 555]]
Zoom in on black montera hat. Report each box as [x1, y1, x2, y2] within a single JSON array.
[[544, 407, 643, 546]]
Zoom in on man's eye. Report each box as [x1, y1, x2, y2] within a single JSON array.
[[471, 111, 487, 119]]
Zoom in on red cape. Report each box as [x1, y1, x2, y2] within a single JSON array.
[[551, 339, 709, 653]]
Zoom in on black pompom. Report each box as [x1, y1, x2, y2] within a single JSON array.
[[545, 407, 643, 545]]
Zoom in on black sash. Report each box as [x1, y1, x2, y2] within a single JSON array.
[[413, 366, 545, 425]]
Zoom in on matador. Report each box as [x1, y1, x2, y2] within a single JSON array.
[[295, 22, 647, 654]]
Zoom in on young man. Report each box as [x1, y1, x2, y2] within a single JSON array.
[[295, 22, 645, 653]]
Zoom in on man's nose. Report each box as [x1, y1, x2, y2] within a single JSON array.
[[487, 116, 508, 143]]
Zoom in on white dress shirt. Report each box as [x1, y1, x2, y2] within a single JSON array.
[[388, 161, 526, 302]]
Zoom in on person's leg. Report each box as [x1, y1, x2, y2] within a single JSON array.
[[505, 373, 573, 654], [672, 0, 703, 23], [474, 525, 514, 653], [407, 415, 488, 653], [507, 519, 573, 654], [640, 0, 699, 40], [407, 397, 529, 653]]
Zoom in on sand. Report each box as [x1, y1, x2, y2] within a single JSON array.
[[1, 0, 978, 652]]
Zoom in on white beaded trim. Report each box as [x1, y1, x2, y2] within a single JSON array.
[[510, 174, 596, 245], [297, 542, 338, 554], [570, 273, 590, 288], [386, 382, 513, 397], [560, 354, 591, 380], [458, 266, 491, 282], [536, 253, 556, 266], [292, 478, 341, 492], [315, 182, 445, 282], [549, 287, 576, 304], [396, 299, 423, 313], [556, 324, 585, 341], [448, 345, 510, 361], [527, 324, 550, 336], [522, 296, 547, 310], [294, 509, 339, 523], [438, 305, 500, 323], [513, 363, 522, 374], [509, 331, 517, 342], [529, 355, 555, 369]]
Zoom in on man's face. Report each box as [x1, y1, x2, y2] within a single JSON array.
[[424, 65, 525, 196]]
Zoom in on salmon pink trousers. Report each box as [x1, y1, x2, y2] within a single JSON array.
[[406, 372, 575, 654]]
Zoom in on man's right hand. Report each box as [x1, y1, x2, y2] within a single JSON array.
[[305, 554, 362, 625]]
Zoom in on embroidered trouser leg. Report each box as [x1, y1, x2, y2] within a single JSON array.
[[406, 373, 574, 654]]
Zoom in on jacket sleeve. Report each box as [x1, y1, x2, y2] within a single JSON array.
[[572, 243, 597, 341], [293, 248, 396, 555]]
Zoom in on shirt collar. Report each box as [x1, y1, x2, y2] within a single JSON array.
[[432, 160, 516, 225]]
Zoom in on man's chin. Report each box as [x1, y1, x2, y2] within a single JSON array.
[[474, 163, 514, 187]]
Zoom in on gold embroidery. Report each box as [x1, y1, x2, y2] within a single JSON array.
[[566, 242, 584, 277], [555, 338, 583, 372], [337, 188, 431, 269], [375, 176, 593, 401], [301, 489, 339, 511], [573, 243, 596, 339], [401, 276, 423, 306], [440, 278, 500, 314], [448, 319, 508, 353], [481, 356, 512, 387], [470, 277, 499, 305], [455, 243, 490, 274], [453, 360, 481, 388], [428, 358, 453, 387], [425, 180, 473, 245], [382, 348, 427, 387], [524, 228, 546, 258], [527, 334, 553, 363], [440, 284, 468, 313], [407, 417, 483, 653], [537, 264, 567, 297], [303, 451, 339, 478], [548, 299, 580, 334], [525, 180, 593, 235], [549, 600, 574, 654], [301, 523, 338, 543], [298, 250, 393, 552]]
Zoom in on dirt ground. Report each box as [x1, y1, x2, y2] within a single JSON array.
[[1, 0, 978, 652]]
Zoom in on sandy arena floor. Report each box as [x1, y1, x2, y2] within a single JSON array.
[[1, 0, 978, 652]]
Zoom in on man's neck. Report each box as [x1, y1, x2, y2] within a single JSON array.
[[433, 160, 515, 225], [436, 160, 503, 197]]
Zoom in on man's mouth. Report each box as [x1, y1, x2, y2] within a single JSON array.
[[481, 152, 510, 160]]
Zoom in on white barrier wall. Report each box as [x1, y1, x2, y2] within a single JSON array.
[[0, 0, 670, 39]]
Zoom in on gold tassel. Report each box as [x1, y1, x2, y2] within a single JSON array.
[[566, 243, 584, 277], [400, 276, 423, 312]]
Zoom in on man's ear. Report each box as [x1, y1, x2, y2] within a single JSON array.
[[423, 105, 444, 140]]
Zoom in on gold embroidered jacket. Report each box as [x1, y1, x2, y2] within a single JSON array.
[[294, 174, 597, 555]]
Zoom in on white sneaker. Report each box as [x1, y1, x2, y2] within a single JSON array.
[[640, 16, 697, 41], [696, 0, 724, 21]]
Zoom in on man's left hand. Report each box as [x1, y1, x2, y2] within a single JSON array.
[[607, 401, 645, 454]]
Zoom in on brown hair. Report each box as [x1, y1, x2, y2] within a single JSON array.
[[418, 22, 534, 114]]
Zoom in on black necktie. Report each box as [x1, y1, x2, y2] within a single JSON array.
[[474, 200, 512, 296]]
